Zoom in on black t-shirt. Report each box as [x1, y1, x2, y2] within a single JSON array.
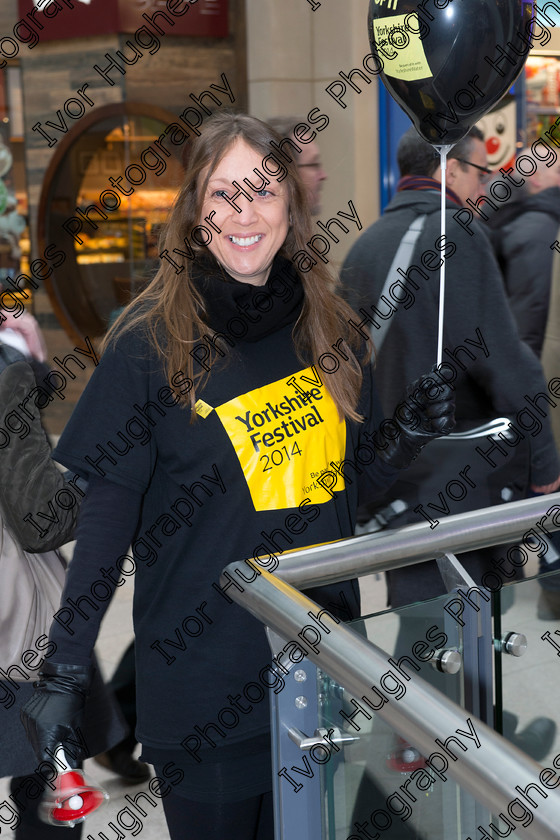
[[52, 265, 396, 791]]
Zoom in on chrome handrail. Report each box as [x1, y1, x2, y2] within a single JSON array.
[[274, 493, 560, 589], [222, 560, 560, 840]]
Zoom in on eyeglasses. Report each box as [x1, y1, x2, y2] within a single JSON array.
[[454, 158, 492, 183]]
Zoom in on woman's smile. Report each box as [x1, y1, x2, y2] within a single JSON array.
[[200, 139, 290, 286]]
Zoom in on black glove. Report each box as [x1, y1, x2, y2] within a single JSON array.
[[20, 661, 92, 768], [375, 366, 455, 470]]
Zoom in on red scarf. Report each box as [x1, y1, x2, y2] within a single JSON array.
[[397, 175, 463, 207]]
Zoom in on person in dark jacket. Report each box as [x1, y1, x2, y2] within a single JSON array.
[[20, 113, 455, 840], [488, 152, 560, 617], [489, 152, 560, 358], [340, 127, 560, 802], [0, 355, 150, 785], [341, 126, 560, 608], [0, 361, 128, 840]]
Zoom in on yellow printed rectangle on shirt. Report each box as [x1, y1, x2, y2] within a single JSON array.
[[215, 367, 346, 511]]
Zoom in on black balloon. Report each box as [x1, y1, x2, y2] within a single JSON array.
[[368, 0, 535, 147]]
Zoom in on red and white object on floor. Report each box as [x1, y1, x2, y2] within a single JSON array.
[[39, 746, 109, 828], [387, 736, 427, 773]]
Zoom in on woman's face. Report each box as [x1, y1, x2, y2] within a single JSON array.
[[199, 138, 290, 286]]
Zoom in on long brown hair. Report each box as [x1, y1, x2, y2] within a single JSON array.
[[104, 112, 369, 421]]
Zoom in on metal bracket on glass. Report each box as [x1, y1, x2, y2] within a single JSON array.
[[288, 726, 359, 751], [497, 631, 527, 657], [430, 648, 462, 674]]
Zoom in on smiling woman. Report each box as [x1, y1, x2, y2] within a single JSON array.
[[200, 139, 290, 286], [106, 111, 370, 419], [20, 112, 455, 840]]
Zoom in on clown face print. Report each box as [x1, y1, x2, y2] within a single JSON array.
[[477, 99, 517, 173]]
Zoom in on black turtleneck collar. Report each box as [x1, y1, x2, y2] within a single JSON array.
[[190, 253, 304, 343]]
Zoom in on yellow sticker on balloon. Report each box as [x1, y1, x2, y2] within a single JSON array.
[[374, 14, 433, 81], [215, 367, 346, 511]]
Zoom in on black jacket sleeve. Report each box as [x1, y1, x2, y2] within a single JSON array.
[[499, 210, 558, 357], [444, 220, 560, 487], [0, 361, 81, 551], [355, 359, 402, 505], [49, 477, 143, 665]]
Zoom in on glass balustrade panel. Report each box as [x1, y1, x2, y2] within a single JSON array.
[[493, 566, 560, 773], [316, 592, 484, 840]]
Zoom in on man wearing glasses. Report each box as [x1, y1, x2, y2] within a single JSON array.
[[268, 116, 328, 215], [394, 124, 492, 210], [340, 124, 560, 611], [340, 125, 560, 771], [444, 133, 492, 204]]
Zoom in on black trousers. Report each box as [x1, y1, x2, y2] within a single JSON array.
[[108, 640, 137, 754], [160, 788, 274, 840]]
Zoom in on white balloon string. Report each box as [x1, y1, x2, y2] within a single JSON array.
[[437, 148, 448, 366]]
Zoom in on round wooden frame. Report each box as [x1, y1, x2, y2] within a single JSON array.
[[37, 101, 183, 345]]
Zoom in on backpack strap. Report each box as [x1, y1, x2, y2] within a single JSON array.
[[373, 214, 427, 352]]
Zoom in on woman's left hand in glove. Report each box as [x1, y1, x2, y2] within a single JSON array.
[[20, 661, 92, 768], [375, 365, 456, 470]]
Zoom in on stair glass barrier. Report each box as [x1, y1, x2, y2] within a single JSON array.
[[315, 594, 483, 840], [493, 566, 560, 771], [234, 495, 560, 840]]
